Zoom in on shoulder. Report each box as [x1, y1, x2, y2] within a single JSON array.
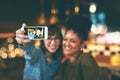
[[78, 52, 93, 60], [80, 52, 93, 59], [78, 52, 98, 66], [29, 47, 46, 64], [79, 53, 101, 80], [32, 47, 45, 57]]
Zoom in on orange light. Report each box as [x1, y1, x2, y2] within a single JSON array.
[[0, 33, 15, 38], [111, 55, 120, 66]]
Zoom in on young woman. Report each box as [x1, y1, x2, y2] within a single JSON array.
[[54, 15, 101, 80], [15, 24, 63, 80]]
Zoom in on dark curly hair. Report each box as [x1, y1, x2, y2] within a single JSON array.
[[65, 14, 92, 43]]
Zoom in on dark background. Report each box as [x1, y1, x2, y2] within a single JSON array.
[[0, 0, 120, 33], [0, 1, 120, 80]]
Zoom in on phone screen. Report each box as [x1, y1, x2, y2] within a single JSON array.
[[24, 26, 48, 40]]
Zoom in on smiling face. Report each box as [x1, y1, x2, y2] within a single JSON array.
[[62, 29, 82, 56], [36, 30, 42, 36], [44, 34, 60, 54]]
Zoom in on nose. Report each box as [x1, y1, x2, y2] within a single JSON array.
[[64, 40, 70, 46], [50, 39, 56, 45]]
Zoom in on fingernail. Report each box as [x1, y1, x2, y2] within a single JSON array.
[[22, 23, 27, 27], [21, 26, 24, 30]]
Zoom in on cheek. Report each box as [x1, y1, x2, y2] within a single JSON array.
[[62, 40, 66, 46], [74, 43, 80, 47], [72, 43, 81, 50], [74, 45, 80, 50], [44, 41, 49, 48], [55, 40, 61, 45]]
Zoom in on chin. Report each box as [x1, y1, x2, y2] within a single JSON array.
[[49, 50, 57, 53], [63, 51, 71, 55]]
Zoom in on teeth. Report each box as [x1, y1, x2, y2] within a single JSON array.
[[65, 47, 70, 50], [51, 46, 56, 48], [51, 47, 55, 49]]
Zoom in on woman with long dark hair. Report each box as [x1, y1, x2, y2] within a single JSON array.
[[15, 24, 63, 80]]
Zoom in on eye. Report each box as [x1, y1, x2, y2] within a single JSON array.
[[71, 39, 77, 43], [48, 36, 52, 40], [54, 36, 60, 40], [63, 38, 67, 41]]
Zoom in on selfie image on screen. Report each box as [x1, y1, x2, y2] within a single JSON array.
[[25, 26, 48, 40]]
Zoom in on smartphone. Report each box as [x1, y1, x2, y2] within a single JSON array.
[[24, 26, 48, 40]]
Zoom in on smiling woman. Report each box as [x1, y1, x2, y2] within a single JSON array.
[[54, 15, 101, 80]]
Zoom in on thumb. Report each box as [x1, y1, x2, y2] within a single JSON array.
[[21, 23, 27, 31]]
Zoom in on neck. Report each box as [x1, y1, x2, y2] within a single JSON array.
[[66, 52, 79, 63], [45, 51, 53, 63]]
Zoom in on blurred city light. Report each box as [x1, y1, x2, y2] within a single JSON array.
[[89, 3, 97, 13]]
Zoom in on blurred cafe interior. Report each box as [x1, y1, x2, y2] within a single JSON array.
[[0, 0, 120, 80]]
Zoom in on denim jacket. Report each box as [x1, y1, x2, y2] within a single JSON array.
[[19, 43, 61, 80]]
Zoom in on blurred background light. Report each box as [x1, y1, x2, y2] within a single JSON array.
[[89, 3, 97, 13]]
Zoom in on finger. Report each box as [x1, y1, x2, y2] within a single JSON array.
[[16, 23, 27, 34], [22, 23, 27, 27], [15, 31, 25, 39], [16, 33, 28, 39], [21, 39, 31, 45], [21, 23, 27, 31], [16, 29, 24, 34], [15, 36, 31, 45], [15, 37, 22, 44]]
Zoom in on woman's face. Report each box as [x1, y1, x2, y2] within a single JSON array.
[[36, 30, 41, 36], [44, 34, 60, 53], [62, 29, 81, 56]]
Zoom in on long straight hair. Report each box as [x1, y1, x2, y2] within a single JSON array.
[[40, 24, 63, 60]]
